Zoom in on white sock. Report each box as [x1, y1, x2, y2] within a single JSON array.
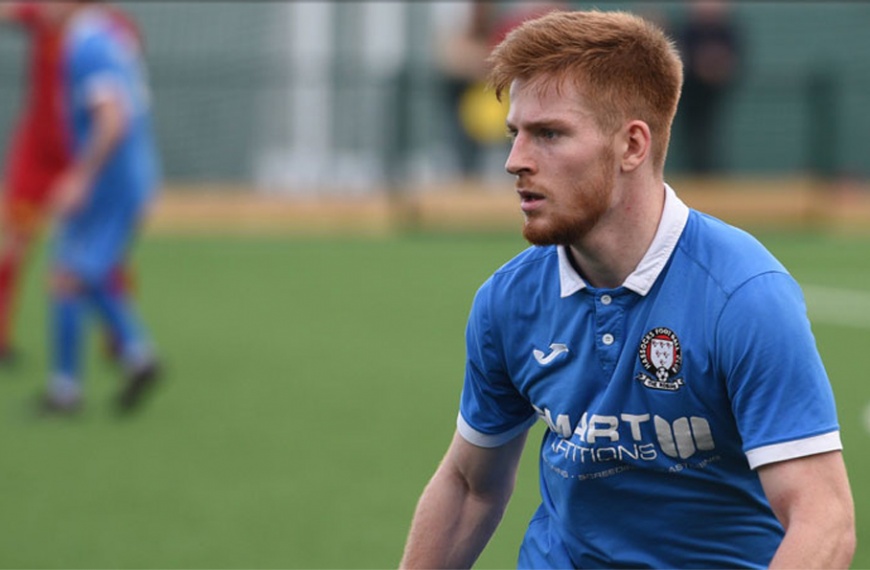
[[48, 374, 82, 405], [123, 343, 156, 374]]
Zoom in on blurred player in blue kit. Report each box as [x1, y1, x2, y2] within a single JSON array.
[[400, 9, 855, 569], [40, 1, 160, 413]]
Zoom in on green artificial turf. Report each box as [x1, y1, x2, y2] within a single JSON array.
[[0, 229, 866, 568]]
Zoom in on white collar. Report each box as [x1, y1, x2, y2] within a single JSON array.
[[558, 183, 689, 297]]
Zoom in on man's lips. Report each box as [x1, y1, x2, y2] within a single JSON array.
[[518, 189, 546, 212]]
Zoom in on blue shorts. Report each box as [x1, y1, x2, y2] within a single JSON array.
[[53, 201, 142, 285]]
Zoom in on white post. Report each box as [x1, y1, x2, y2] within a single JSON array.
[[256, 1, 335, 194]]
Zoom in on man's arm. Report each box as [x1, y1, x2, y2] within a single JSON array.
[[759, 450, 856, 569], [400, 429, 528, 569], [53, 95, 127, 216]]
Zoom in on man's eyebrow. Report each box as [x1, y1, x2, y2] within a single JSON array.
[[506, 118, 572, 131]]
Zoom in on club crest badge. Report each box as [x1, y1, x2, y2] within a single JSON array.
[[637, 327, 684, 391]]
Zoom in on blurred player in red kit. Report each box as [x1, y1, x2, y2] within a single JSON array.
[[0, 1, 138, 363]]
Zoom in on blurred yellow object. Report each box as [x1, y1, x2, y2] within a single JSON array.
[[458, 81, 510, 144]]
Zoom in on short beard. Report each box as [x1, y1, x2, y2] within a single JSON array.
[[521, 150, 615, 247], [523, 214, 600, 246]]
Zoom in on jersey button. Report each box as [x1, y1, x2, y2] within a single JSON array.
[[600, 294, 612, 305], [602, 333, 615, 345]]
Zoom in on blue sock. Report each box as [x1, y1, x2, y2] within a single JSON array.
[[86, 278, 152, 368], [52, 293, 84, 380]]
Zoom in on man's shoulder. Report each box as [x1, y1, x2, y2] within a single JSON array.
[[474, 245, 556, 302], [679, 209, 789, 292], [468, 246, 559, 334], [490, 245, 556, 282], [66, 9, 121, 52]]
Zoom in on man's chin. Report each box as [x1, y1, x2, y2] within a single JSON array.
[[522, 222, 562, 246]]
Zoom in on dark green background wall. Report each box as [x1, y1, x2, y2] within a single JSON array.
[[0, 2, 867, 186]]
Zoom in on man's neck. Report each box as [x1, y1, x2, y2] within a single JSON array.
[[567, 179, 666, 289]]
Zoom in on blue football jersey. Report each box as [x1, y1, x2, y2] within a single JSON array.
[[63, 7, 159, 215], [458, 185, 842, 568]]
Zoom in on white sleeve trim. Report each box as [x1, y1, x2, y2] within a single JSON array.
[[456, 412, 537, 448], [746, 431, 843, 470]]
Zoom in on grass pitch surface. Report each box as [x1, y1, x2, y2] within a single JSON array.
[[0, 230, 867, 568]]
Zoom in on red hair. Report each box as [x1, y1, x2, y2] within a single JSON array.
[[487, 10, 683, 171]]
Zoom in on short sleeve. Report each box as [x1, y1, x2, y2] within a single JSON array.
[[458, 279, 537, 447], [717, 272, 841, 469], [68, 29, 130, 112]]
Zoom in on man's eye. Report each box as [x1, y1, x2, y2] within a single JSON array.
[[540, 129, 558, 140]]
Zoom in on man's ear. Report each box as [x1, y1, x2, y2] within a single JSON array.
[[619, 120, 652, 172]]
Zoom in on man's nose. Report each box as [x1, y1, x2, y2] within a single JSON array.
[[505, 136, 533, 176]]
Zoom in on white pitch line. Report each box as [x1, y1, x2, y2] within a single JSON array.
[[801, 285, 870, 330], [801, 286, 870, 438]]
